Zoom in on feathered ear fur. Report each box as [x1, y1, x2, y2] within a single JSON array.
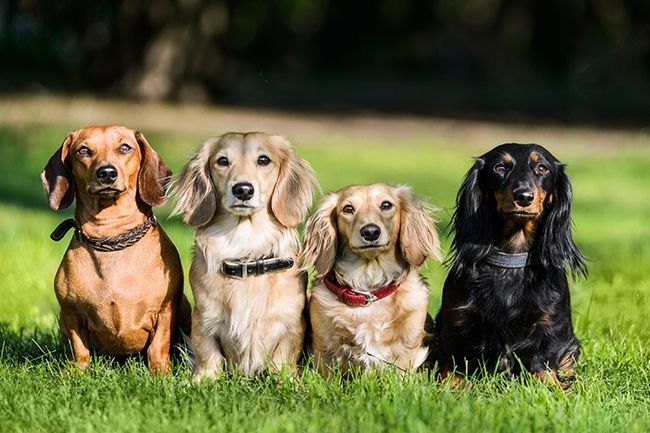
[[40, 133, 76, 211], [449, 158, 496, 274], [397, 186, 441, 267], [171, 138, 219, 227], [299, 193, 339, 276], [135, 131, 172, 207], [538, 164, 587, 277], [270, 137, 319, 228]]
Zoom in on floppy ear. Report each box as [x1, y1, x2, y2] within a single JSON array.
[[449, 157, 495, 272], [299, 193, 338, 276], [40, 133, 75, 211], [397, 186, 441, 267], [135, 131, 172, 207], [539, 164, 587, 277], [270, 137, 319, 228], [171, 138, 218, 227]]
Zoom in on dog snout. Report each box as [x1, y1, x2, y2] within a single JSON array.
[[513, 188, 534, 207], [232, 182, 255, 201], [360, 224, 381, 242], [96, 165, 118, 185]]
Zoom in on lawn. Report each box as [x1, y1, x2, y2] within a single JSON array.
[[0, 96, 649, 433]]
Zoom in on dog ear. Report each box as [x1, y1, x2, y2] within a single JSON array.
[[40, 133, 76, 211], [270, 137, 319, 228], [539, 164, 587, 277], [171, 138, 218, 227], [299, 193, 338, 276], [397, 186, 441, 267], [135, 131, 172, 208], [450, 157, 495, 272]]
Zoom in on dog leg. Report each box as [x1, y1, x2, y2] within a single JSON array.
[[191, 312, 225, 381], [60, 310, 91, 370], [147, 307, 172, 374], [532, 350, 577, 391], [268, 333, 302, 373], [533, 370, 571, 390], [438, 364, 466, 389]]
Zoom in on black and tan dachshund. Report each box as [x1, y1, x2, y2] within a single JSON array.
[[434, 143, 586, 389]]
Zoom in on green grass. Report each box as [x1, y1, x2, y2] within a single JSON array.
[[1, 114, 649, 433]]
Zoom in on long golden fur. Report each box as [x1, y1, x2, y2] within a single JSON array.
[[41, 125, 190, 373], [300, 184, 441, 374], [172, 132, 318, 379]]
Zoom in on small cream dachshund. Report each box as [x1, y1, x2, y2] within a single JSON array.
[[300, 183, 441, 374], [172, 132, 318, 379]]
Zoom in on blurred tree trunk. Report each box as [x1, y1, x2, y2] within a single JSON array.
[[117, 0, 230, 101]]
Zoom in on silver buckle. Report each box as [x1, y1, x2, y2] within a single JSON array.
[[362, 291, 377, 306], [222, 260, 248, 280]]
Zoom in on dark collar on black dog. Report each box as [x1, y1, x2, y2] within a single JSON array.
[[49, 214, 156, 252], [484, 250, 529, 268], [221, 257, 294, 279]]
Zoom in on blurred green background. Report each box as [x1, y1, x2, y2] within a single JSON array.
[[3, 0, 650, 122]]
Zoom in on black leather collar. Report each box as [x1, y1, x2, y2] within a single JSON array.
[[484, 250, 529, 268], [221, 257, 294, 279]]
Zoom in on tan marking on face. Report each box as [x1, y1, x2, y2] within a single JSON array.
[[70, 126, 142, 197], [503, 153, 513, 164], [335, 184, 401, 257], [530, 151, 540, 162], [499, 218, 538, 252], [495, 186, 546, 216]]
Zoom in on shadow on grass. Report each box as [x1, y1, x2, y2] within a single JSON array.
[[0, 322, 69, 364]]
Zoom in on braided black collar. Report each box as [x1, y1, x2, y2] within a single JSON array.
[[50, 214, 156, 252]]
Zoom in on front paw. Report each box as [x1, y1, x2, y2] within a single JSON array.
[[191, 366, 222, 382]]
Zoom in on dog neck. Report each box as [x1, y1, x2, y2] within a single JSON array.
[[333, 247, 407, 294], [75, 191, 150, 239], [497, 217, 539, 254], [195, 208, 299, 274]]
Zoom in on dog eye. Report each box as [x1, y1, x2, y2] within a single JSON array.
[[257, 155, 271, 166], [76, 146, 91, 157], [536, 163, 549, 174], [342, 204, 354, 214], [380, 201, 393, 210], [216, 156, 229, 166], [117, 143, 132, 154], [494, 163, 507, 174]]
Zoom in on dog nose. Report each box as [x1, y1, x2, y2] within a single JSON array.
[[232, 182, 255, 201], [360, 224, 381, 242], [514, 189, 535, 207], [96, 165, 118, 185]]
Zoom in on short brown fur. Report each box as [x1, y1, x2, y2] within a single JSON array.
[[41, 126, 190, 373]]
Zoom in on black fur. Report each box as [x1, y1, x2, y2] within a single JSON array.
[[435, 143, 586, 386]]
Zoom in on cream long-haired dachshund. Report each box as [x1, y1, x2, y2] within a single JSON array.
[[299, 184, 441, 374], [172, 132, 318, 379]]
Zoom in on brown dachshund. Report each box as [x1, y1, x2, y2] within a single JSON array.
[[41, 125, 190, 373]]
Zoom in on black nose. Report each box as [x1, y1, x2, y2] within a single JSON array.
[[514, 189, 535, 207], [232, 182, 254, 201], [360, 224, 381, 242], [96, 165, 118, 185]]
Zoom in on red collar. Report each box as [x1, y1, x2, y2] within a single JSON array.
[[323, 274, 400, 306]]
